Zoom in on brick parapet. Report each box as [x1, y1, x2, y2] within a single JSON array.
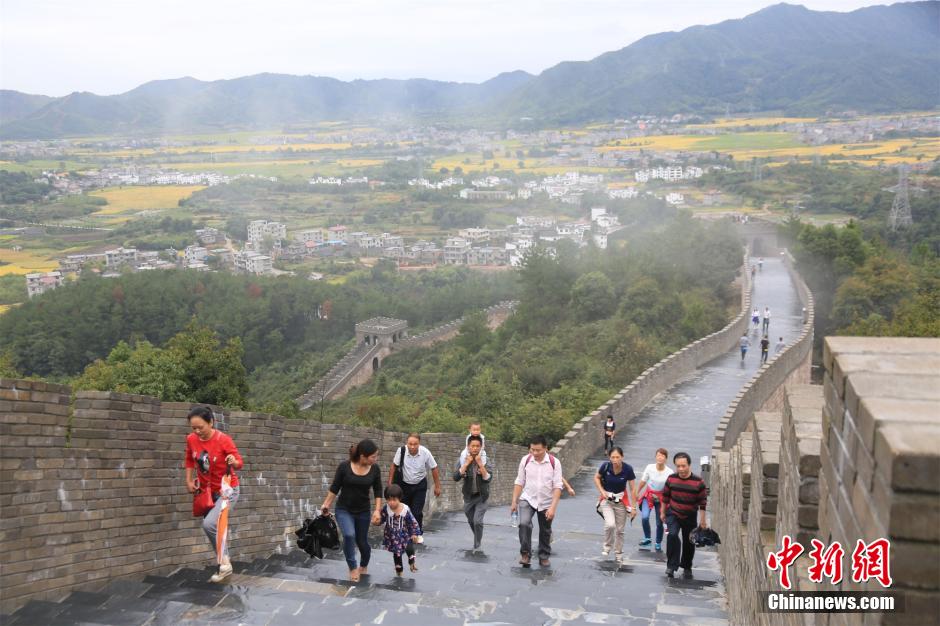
[[0, 389, 527, 612]]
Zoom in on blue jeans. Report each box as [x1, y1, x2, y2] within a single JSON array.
[[335, 508, 372, 570], [640, 498, 663, 544]]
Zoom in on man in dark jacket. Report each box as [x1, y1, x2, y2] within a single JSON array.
[[660, 452, 708, 578], [454, 435, 491, 551]]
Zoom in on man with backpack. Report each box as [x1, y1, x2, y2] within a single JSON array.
[[388, 433, 442, 537], [511, 435, 563, 568]]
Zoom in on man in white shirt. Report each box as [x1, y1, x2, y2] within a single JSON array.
[[511, 434, 563, 567], [388, 433, 442, 533]]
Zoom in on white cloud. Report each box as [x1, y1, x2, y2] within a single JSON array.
[[0, 0, 883, 96]]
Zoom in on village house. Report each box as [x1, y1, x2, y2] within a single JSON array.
[[443, 237, 471, 265], [184, 245, 209, 267], [234, 250, 273, 275], [105, 247, 138, 269], [294, 229, 326, 245], [247, 220, 287, 244], [25, 271, 64, 298], [327, 225, 348, 242], [195, 227, 220, 244]]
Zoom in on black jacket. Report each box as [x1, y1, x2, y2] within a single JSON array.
[[453, 457, 492, 501]]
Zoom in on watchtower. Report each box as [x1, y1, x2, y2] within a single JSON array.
[[355, 317, 408, 348]]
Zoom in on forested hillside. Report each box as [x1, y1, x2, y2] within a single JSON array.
[[320, 215, 743, 445]]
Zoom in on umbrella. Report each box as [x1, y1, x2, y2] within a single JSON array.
[[216, 467, 234, 565]]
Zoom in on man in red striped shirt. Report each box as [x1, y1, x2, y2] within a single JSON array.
[[659, 452, 708, 578]]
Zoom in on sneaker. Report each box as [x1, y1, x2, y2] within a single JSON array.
[[655, 543, 662, 552], [519, 553, 531, 568], [682, 567, 693, 579], [665, 568, 675, 578], [539, 558, 551, 567], [209, 563, 232, 583], [615, 552, 624, 564], [601, 548, 610, 557], [639, 538, 652, 547]]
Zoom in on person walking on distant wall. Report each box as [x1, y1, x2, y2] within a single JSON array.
[[321, 439, 383, 582], [185, 406, 244, 584], [775, 336, 786, 355], [762, 307, 771, 333], [739, 334, 750, 361], [603, 415, 616, 455], [760, 335, 770, 364]]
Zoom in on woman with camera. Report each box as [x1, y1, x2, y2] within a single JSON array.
[[636, 447, 674, 552], [593, 446, 637, 562]]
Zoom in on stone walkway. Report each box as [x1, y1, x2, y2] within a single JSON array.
[[4, 257, 803, 626]]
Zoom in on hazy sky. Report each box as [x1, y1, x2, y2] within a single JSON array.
[[2, 0, 883, 97]]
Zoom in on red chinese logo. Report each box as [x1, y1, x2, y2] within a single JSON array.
[[766, 535, 804, 590], [767, 537, 892, 589], [808, 539, 844, 584], [851, 539, 892, 588]]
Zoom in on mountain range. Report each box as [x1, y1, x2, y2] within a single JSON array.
[[1, 2, 937, 139]]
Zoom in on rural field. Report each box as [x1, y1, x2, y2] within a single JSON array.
[[89, 185, 207, 215], [0, 247, 60, 276]]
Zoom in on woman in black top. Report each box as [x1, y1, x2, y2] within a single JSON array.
[[321, 439, 382, 581]]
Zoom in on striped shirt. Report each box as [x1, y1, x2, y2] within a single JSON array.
[[661, 472, 707, 519]]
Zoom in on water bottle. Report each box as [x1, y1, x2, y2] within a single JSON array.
[[511, 510, 519, 527]]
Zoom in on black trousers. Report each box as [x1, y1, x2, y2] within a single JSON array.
[[392, 544, 416, 571], [401, 478, 428, 530], [665, 512, 697, 570]]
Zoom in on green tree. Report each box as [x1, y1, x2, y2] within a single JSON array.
[[457, 311, 491, 353], [570, 271, 615, 321]]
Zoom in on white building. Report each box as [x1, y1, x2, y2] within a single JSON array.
[[381, 233, 404, 249], [458, 228, 490, 242], [105, 247, 138, 268], [184, 245, 209, 266], [195, 227, 220, 244], [593, 233, 608, 249], [327, 225, 348, 242], [294, 229, 325, 244], [26, 271, 64, 298], [608, 187, 639, 199], [234, 251, 273, 275], [665, 192, 685, 206], [247, 220, 287, 244], [443, 237, 471, 265]]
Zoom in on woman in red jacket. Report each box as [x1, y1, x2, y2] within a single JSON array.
[[184, 406, 243, 583]]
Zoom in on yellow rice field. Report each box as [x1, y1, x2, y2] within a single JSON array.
[[82, 143, 356, 158], [431, 155, 612, 175], [687, 117, 817, 129], [89, 185, 206, 215], [0, 248, 59, 276], [597, 133, 940, 164]]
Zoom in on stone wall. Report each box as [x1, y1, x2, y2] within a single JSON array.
[[816, 337, 940, 625], [398, 300, 517, 349], [550, 254, 752, 471], [714, 251, 814, 451], [709, 338, 940, 626], [0, 379, 527, 612]]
